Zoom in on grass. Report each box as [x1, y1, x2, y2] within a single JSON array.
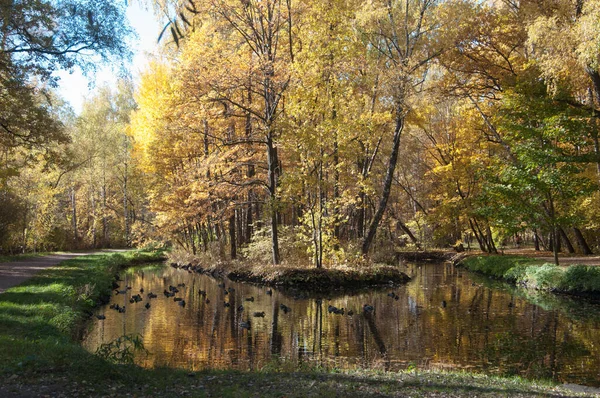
[[1, 249, 598, 396], [461, 255, 600, 295]]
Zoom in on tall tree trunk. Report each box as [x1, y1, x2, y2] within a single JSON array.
[[486, 224, 498, 254], [533, 228, 540, 251], [552, 227, 560, 266], [362, 111, 404, 255], [558, 227, 575, 254], [102, 175, 108, 247], [573, 227, 593, 255], [123, 157, 129, 247], [333, 138, 340, 250], [229, 213, 236, 260], [267, 134, 280, 265], [91, 191, 97, 248], [469, 219, 486, 252], [71, 186, 78, 245]]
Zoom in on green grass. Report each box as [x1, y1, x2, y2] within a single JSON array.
[[0, 249, 598, 396], [461, 255, 600, 295]]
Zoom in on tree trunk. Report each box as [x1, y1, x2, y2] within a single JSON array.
[[229, 213, 236, 260], [558, 227, 575, 254], [267, 134, 280, 265], [552, 227, 560, 266], [469, 219, 486, 252], [533, 228, 540, 251], [573, 227, 593, 255], [362, 111, 404, 255], [123, 157, 129, 247], [71, 186, 78, 244]]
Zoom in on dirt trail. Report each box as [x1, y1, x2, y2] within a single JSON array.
[[0, 252, 96, 293], [498, 248, 600, 266]]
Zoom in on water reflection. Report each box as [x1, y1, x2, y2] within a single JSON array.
[[83, 263, 600, 386]]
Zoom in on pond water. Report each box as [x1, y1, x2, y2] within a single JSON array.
[[83, 263, 600, 386]]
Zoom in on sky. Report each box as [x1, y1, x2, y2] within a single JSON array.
[[56, 3, 163, 114]]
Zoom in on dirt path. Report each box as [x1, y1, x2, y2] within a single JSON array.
[[498, 248, 600, 266], [0, 252, 96, 293]]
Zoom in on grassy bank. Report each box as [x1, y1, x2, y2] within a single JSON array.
[[1, 250, 598, 397], [461, 255, 600, 295]]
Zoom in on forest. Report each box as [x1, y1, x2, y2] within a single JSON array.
[[2, 0, 600, 268]]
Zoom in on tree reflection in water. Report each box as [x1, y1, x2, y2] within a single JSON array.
[[83, 264, 600, 387]]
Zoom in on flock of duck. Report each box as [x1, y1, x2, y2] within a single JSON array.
[[96, 273, 393, 330]]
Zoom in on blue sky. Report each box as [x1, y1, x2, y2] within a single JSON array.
[[56, 3, 162, 114]]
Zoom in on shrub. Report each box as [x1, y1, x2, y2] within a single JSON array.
[[560, 265, 600, 293], [504, 264, 528, 283], [520, 264, 564, 291]]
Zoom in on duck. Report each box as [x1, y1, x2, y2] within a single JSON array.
[[347, 310, 354, 316], [198, 290, 207, 297], [363, 304, 374, 313], [145, 302, 151, 309], [178, 300, 186, 307], [177, 283, 186, 288], [266, 289, 273, 296], [118, 306, 126, 313], [140, 287, 144, 294], [168, 285, 179, 293], [237, 305, 244, 312], [115, 289, 127, 295], [245, 297, 254, 302], [164, 290, 175, 298], [280, 304, 291, 314], [253, 311, 265, 318], [96, 314, 106, 320], [227, 287, 235, 293], [147, 292, 158, 299], [174, 297, 183, 302], [224, 302, 231, 308], [328, 305, 337, 313], [224, 290, 229, 295], [441, 300, 447, 308], [240, 320, 251, 330], [205, 299, 211, 304]]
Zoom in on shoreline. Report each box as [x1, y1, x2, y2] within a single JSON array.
[[169, 260, 411, 293], [457, 254, 600, 299]]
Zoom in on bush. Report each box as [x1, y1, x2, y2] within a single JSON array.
[[520, 264, 564, 291], [560, 265, 600, 293], [504, 264, 528, 283]]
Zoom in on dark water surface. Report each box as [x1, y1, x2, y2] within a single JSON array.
[[83, 263, 600, 386]]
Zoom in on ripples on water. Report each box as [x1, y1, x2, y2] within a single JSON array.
[[83, 263, 600, 386]]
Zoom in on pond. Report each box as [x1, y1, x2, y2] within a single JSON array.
[[83, 262, 600, 386]]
